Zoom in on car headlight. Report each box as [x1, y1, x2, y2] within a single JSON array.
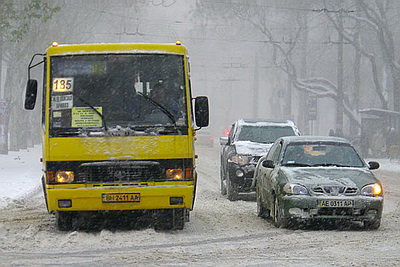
[[361, 183, 383, 196], [283, 183, 308, 195], [231, 155, 250, 165], [235, 169, 245, 177], [55, 171, 75, 183]]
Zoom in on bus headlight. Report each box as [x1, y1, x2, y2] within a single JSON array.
[[56, 171, 75, 183], [166, 168, 184, 180], [166, 168, 193, 180]]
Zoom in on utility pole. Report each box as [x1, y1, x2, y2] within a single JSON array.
[[285, 70, 292, 119], [351, 16, 361, 137], [252, 53, 259, 118], [299, 15, 310, 134], [0, 35, 5, 154], [313, 6, 355, 136], [0, 34, 2, 99], [336, 7, 344, 135]]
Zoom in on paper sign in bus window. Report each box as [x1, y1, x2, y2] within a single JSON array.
[[53, 78, 74, 92], [72, 107, 103, 127], [53, 111, 62, 118], [51, 94, 73, 110]]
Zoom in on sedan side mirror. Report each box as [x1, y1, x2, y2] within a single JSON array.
[[368, 161, 380, 170], [262, 159, 275, 168], [220, 136, 228, 145]]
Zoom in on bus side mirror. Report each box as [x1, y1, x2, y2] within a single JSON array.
[[194, 96, 209, 127], [24, 79, 38, 110]]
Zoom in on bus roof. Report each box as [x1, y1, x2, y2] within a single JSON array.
[[46, 42, 187, 56]]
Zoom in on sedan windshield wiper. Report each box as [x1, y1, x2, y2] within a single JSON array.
[[311, 163, 349, 167], [283, 162, 313, 167], [137, 92, 176, 126]]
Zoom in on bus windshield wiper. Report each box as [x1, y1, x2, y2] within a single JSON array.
[[137, 92, 176, 126], [52, 128, 81, 136], [72, 92, 108, 131]]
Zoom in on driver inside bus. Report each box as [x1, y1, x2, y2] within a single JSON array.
[[149, 80, 181, 118]]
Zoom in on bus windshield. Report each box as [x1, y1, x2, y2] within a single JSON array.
[[49, 54, 187, 137]]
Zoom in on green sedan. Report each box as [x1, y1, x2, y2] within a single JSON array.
[[254, 136, 383, 229]]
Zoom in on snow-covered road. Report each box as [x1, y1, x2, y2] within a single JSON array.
[[0, 145, 400, 266]]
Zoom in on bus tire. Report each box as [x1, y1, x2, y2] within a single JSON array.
[[154, 209, 185, 231], [56, 211, 74, 231]]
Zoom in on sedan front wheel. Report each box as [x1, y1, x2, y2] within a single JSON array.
[[220, 167, 227, 196], [227, 175, 239, 201], [256, 186, 269, 218], [273, 197, 288, 228]]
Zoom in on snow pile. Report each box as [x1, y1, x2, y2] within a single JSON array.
[[0, 145, 42, 208]]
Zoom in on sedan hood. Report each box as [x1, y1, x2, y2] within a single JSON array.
[[234, 141, 272, 156], [280, 166, 378, 188]]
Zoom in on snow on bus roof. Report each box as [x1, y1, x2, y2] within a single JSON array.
[[46, 43, 186, 56]]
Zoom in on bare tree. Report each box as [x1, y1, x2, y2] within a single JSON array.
[[192, 0, 400, 137], [0, 0, 60, 152]]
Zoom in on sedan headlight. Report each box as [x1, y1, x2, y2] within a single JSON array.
[[283, 183, 308, 195], [231, 155, 250, 165], [361, 183, 383, 196]]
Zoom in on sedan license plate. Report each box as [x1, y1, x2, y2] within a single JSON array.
[[102, 193, 140, 203], [317, 199, 354, 208]]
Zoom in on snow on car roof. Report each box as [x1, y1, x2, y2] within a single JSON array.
[[237, 119, 296, 127], [280, 135, 350, 143]]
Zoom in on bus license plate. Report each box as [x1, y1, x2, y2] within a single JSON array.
[[317, 199, 354, 208], [102, 193, 140, 203]]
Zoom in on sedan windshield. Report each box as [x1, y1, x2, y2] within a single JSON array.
[[237, 125, 295, 143], [282, 142, 365, 167], [49, 54, 187, 137]]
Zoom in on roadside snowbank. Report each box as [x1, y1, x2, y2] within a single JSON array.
[[0, 145, 42, 208]]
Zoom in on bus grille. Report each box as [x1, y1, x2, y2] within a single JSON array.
[[76, 161, 161, 183]]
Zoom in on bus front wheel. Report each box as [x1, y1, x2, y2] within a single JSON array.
[[56, 211, 74, 231]]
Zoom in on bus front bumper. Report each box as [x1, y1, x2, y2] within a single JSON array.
[[46, 184, 195, 212]]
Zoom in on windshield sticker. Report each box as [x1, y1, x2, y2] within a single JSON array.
[[52, 78, 74, 93], [51, 94, 73, 110], [53, 121, 62, 128], [92, 62, 106, 74], [72, 107, 103, 127], [53, 111, 62, 118]]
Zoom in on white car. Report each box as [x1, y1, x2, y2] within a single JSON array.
[[219, 119, 300, 201]]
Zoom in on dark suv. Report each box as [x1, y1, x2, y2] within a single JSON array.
[[219, 119, 300, 201]]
